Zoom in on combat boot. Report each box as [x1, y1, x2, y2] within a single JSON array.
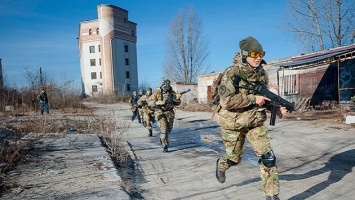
[[215, 159, 226, 183], [266, 195, 280, 200], [148, 129, 152, 137], [163, 145, 168, 153]]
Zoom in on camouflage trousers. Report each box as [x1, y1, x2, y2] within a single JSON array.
[[138, 108, 144, 120], [217, 125, 279, 196], [143, 111, 155, 130], [155, 109, 175, 146]]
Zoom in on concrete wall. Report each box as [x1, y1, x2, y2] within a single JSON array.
[[79, 4, 137, 96], [197, 72, 220, 104], [170, 83, 198, 103], [80, 40, 102, 96], [111, 38, 138, 94]]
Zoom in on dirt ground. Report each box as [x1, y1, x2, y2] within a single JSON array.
[[1, 103, 354, 199]]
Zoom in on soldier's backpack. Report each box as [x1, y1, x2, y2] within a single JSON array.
[[210, 72, 225, 106], [210, 66, 242, 120], [210, 66, 242, 106], [210, 67, 230, 120]]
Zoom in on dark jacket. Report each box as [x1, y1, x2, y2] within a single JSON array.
[[37, 92, 48, 103]]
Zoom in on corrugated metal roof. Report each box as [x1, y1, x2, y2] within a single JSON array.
[[272, 49, 353, 68]]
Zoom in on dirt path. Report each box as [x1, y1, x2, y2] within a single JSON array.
[[93, 103, 355, 200], [2, 103, 355, 200]]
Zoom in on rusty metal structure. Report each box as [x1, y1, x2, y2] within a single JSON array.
[[267, 44, 355, 109]]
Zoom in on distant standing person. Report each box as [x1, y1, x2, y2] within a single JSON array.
[[37, 89, 49, 115], [137, 89, 145, 125], [214, 36, 287, 200]]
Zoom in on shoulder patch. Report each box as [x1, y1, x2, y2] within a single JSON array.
[[219, 85, 226, 96]]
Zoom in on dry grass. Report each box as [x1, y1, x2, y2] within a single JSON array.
[[178, 102, 212, 112], [99, 120, 130, 167], [85, 94, 131, 104], [0, 109, 130, 195], [0, 88, 134, 194]]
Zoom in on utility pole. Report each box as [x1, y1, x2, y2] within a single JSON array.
[[39, 67, 43, 88], [0, 58, 3, 90]]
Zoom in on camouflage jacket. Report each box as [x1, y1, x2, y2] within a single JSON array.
[[137, 94, 154, 114], [147, 88, 177, 111], [217, 53, 269, 130]]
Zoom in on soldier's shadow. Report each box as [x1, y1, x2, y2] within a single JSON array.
[[282, 149, 355, 200], [236, 149, 355, 199]]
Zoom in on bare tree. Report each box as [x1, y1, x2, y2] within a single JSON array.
[[23, 67, 54, 90], [284, 0, 355, 52], [138, 79, 152, 91], [163, 6, 209, 83]]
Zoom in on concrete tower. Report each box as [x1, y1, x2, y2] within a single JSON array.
[[78, 4, 138, 96]]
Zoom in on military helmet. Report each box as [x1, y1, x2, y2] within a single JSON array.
[[146, 87, 152, 92], [133, 91, 137, 95], [139, 89, 145, 94], [161, 79, 171, 92], [163, 79, 171, 86]]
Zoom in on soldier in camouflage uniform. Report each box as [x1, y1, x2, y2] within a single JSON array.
[[147, 79, 181, 152], [214, 36, 287, 200], [137, 89, 145, 124], [129, 91, 141, 123], [137, 87, 155, 136]]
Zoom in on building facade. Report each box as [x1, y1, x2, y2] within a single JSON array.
[[267, 44, 355, 107], [78, 4, 138, 96], [197, 72, 220, 104]]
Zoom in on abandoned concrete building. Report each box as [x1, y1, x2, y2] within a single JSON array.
[[78, 4, 138, 96], [197, 44, 355, 111]]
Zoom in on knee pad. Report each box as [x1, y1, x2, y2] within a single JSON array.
[[227, 159, 240, 166], [259, 150, 276, 168]]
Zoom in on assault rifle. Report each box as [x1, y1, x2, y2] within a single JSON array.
[[164, 89, 191, 105], [178, 89, 191, 95], [251, 85, 295, 126], [235, 83, 294, 126]]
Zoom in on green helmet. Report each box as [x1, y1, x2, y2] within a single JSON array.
[[161, 79, 171, 92], [146, 87, 152, 92], [162, 79, 170, 86], [139, 89, 145, 95]]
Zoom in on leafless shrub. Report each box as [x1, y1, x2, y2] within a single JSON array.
[[0, 113, 130, 194], [0, 129, 34, 192], [85, 94, 131, 104], [0, 87, 86, 117], [97, 115, 130, 167]]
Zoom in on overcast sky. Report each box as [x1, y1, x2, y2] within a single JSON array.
[[0, 0, 301, 90]]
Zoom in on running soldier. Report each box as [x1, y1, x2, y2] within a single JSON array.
[[214, 36, 288, 200], [129, 91, 141, 123], [147, 79, 182, 152], [137, 87, 155, 136]]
